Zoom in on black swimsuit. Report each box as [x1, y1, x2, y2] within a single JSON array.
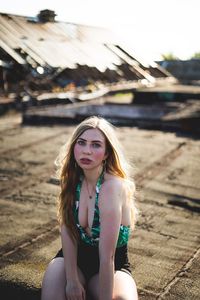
[[54, 174, 132, 280]]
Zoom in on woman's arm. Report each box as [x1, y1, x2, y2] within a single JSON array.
[[99, 179, 123, 300], [61, 224, 85, 299], [61, 224, 79, 281]]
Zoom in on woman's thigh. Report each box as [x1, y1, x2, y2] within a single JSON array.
[[87, 270, 138, 300], [41, 257, 86, 300], [41, 258, 66, 300]]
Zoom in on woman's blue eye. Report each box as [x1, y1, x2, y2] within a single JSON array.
[[92, 143, 101, 148], [77, 140, 85, 145]]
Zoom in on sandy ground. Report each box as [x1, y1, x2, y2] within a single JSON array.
[[0, 110, 200, 299]]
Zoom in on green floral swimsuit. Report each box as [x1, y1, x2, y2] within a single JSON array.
[[74, 173, 130, 248]]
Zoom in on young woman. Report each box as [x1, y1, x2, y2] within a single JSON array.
[[41, 116, 138, 300]]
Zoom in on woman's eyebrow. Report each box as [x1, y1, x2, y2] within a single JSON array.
[[92, 140, 103, 143], [77, 137, 103, 143]]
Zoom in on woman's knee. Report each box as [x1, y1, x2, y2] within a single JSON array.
[[113, 271, 138, 300], [113, 293, 138, 300]]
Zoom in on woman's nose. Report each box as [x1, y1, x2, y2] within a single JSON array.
[[83, 144, 92, 154]]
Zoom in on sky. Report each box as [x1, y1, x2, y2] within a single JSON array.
[[0, 0, 199, 62]]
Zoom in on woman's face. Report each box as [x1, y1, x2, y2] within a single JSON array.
[[74, 128, 107, 170]]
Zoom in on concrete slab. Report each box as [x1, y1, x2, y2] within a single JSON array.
[[0, 111, 200, 299], [22, 98, 200, 136], [160, 249, 200, 300]]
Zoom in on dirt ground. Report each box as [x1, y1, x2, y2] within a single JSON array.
[[0, 109, 200, 299]]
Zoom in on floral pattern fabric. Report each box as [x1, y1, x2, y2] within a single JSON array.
[[73, 173, 130, 248]]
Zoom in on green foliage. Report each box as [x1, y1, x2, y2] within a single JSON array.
[[161, 52, 179, 61], [190, 52, 200, 59]]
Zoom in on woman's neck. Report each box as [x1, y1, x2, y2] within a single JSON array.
[[83, 166, 103, 185]]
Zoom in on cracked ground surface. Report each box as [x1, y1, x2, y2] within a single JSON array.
[[0, 111, 200, 299]]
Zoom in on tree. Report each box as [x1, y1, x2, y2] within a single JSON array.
[[191, 52, 200, 59], [161, 53, 179, 61]]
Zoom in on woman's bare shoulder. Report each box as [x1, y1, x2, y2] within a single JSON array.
[[103, 173, 124, 189], [100, 174, 126, 201]]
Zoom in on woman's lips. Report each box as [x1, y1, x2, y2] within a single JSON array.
[[80, 158, 92, 165]]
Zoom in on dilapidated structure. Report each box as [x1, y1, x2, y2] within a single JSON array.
[[0, 9, 175, 97]]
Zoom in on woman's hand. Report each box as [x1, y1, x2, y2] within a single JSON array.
[[65, 279, 86, 300]]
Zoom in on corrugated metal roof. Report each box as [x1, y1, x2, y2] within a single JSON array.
[[0, 39, 26, 64], [0, 11, 174, 86], [0, 13, 124, 71]]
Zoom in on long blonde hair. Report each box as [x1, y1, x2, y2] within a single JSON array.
[[56, 116, 137, 241]]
